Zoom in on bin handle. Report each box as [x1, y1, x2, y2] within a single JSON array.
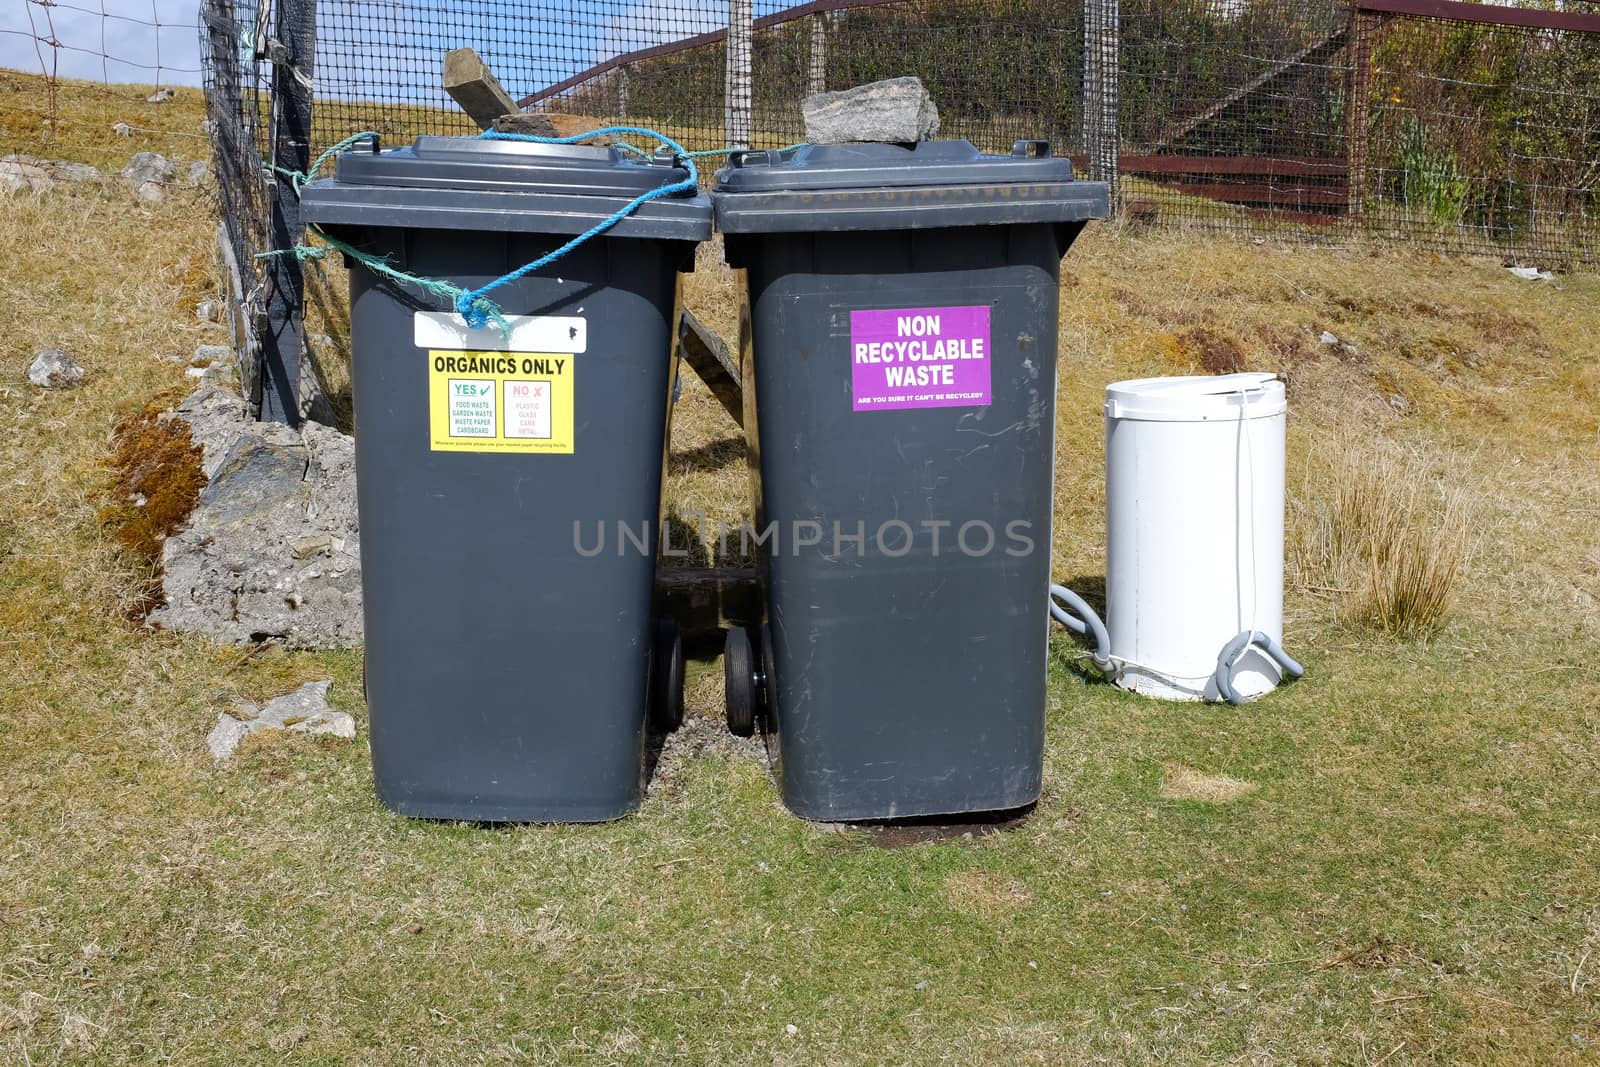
[[728, 148, 785, 169], [1011, 140, 1051, 158]]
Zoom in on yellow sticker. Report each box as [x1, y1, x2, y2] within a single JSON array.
[[426, 350, 574, 454]]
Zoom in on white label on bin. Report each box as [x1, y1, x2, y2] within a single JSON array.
[[414, 312, 587, 354]]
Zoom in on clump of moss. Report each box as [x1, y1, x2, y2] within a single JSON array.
[[100, 407, 206, 609], [174, 257, 217, 314], [1176, 325, 1247, 374], [1254, 323, 1312, 363]]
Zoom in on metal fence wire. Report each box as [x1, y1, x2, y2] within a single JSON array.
[[285, 0, 1600, 266], [192, 0, 1600, 420], [7, 0, 1597, 420]]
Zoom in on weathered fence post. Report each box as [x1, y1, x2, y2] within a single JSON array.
[[725, 0, 753, 149], [808, 12, 828, 97], [201, 0, 256, 405], [617, 63, 629, 120], [1083, 0, 1120, 207], [1346, 8, 1377, 221], [259, 0, 315, 425]]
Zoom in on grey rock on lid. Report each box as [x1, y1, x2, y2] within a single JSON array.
[[801, 76, 940, 145]]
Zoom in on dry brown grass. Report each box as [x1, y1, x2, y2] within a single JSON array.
[[1292, 444, 1471, 636], [1159, 764, 1259, 804], [943, 871, 1033, 921], [0, 70, 209, 169]]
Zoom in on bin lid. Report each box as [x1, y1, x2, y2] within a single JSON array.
[[712, 140, 1108, 233], [1104, 373, 1286, 422], [300, 135, 712, 241]]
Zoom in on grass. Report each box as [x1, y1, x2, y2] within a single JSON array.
[[3, 75, 1600, 1063], [1292, 443, 1471, 636]]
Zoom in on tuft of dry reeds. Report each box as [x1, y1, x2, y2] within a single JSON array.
[[1294, 446, 1470, 637]]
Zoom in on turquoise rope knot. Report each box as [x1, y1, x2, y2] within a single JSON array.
[[455, 292, 507, 331], [448, 126, 702, 322]]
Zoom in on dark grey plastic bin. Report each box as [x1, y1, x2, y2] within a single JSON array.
[[301, 135, 710, 822], [712, 140, 1107, 822]]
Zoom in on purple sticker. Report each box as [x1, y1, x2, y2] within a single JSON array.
[[850, 305, 992, 411]]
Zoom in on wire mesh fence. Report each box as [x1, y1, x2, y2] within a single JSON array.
[[1360, 11, 1600, 260], [3, 0, 1596, 420], [293, 0, 1599, 266]]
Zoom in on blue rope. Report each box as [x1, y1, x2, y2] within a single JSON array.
[[259, 126, 704, 333], [456, 126, 700, 327]]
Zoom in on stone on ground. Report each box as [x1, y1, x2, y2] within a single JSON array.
[[1, 153, 102, 194], [206, 680, 356, 760], [123, 151, 177, 186], [27, 349, 87, 388], [801, 76, 940, 145]]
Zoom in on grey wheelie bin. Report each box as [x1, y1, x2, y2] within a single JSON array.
[[713, 140, 1107, 822], [301, 135, 710, 822]]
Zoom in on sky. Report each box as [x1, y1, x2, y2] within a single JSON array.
[[0, 0, 799, 96], [1, 0, 205, 86]]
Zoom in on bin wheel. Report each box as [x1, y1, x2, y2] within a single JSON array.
[[650, 621, 684, 733], [724, 626, 758, 737], [759, 623, 777, 731]]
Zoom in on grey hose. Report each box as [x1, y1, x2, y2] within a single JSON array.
[[1214, 630, 1305, 705], [1048, 584, 1113, 671]]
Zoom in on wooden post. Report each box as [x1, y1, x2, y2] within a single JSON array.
[[725, 0, 753, 149], [201, 0, 260, 407], [1346, 9, 1378, 220], [655, 567, 761, 642], [679, 309, 744, 429], [617, 64, 629, 121], [808, 12, 828, 97], [444, 47, 518, 129], [261, 0, 314, 425]]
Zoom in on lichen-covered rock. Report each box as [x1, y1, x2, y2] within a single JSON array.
[[207, 680, 356, 760], [493, 111, 558, 137], [151, 387, 362, 648], [1, 154, 101, 194], [801, 76, 940, 145], [123, 151, 177, 186], [27, 349, 87, 388]]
